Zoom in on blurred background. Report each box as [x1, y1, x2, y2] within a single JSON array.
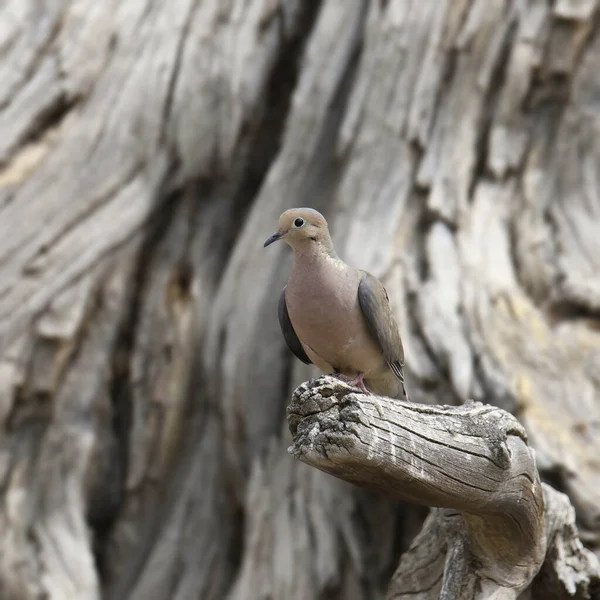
[[0, 0, 599, 598]]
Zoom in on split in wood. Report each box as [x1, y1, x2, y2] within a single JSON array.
[[287, 376, 600, 599]]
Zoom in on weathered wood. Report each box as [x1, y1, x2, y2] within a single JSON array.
[[288, 375, 600, 599], [388, 485, 599, 600], [1, 0, 600, 598]]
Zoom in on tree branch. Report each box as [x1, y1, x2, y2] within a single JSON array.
[[287, 376, 599, 599]]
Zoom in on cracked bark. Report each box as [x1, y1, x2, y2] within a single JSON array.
[[288, 376, 599, 599], [1, 0, 600, 599]]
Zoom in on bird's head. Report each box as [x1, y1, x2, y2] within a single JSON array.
[[264, 208, 334, 253]]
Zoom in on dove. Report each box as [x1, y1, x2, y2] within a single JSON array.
[[264, 208, 407, 399]]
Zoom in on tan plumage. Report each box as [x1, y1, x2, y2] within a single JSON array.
[[264, 208, 407, 399]]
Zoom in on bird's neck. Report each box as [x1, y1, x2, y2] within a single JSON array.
[[290, 241, 342, 287], [291, 239, 338, 264]]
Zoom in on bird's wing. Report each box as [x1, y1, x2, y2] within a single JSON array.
[[357, 271, 405, 383], [278, 287, 312, 365]]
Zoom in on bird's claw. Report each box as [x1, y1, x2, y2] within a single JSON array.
[[334, 372, 371, 395]]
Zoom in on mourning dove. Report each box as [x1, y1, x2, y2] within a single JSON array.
[[264, 208, 408, 399]]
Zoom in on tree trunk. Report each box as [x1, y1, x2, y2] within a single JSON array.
[[0, 1, 599, 599]]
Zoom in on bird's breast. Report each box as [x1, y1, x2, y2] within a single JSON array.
[[285, 263, 383, 374]]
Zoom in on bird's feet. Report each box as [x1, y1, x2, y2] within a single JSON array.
[[334, 372, 371, 395]]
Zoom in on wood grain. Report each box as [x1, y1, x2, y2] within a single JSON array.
[[1, 0, 600, 598], [288, 375, 599, 599]]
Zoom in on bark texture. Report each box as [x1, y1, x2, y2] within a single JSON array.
[[288, 376, 599, 598], [1, 0, 600, 599]]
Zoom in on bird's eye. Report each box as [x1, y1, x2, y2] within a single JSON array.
[[293, 217, 305, 228]]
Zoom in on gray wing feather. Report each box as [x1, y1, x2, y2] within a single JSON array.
[[278, 287, 312, 365], [357, 271, 405, 384]]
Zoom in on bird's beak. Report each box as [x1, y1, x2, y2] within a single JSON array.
[[264, 231, 285, 247]]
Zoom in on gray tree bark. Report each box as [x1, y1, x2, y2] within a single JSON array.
[[1, 0, 600, 599], [288, 376, 599, 598]]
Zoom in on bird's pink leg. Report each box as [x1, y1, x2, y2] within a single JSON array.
[[334, 372, 371, 395]]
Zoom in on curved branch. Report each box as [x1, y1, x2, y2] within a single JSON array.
[[287, 376, 598, 597]]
